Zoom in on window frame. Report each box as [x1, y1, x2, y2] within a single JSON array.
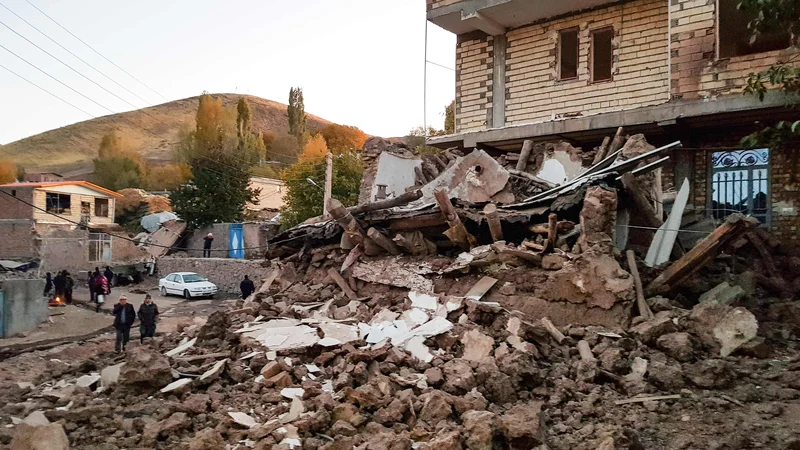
[[590, 26, 614, 83], [557, 27, 580, 82], [94, 198, 110, 218], [715, 0, 792, 60], [45, 192, 71, 215]]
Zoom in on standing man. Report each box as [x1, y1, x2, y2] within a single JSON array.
[[240, 275, 255, 299], [104, 266, 115, 293], [112, 295, 136, 353], [138, 294, 159, 344], [94, 269, 108, 313], [53, 271, 65, 300], [63, 271, 74, 305], [87, 269, 96, 304], [203, 233, 214, 258], [43, 272, 53, 299]]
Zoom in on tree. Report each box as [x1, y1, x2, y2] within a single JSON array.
[[406, 126, 445, 154], [288, 87, 307, 144], [279, 152, 363, 228], [320, 124, 368, 153], [267, 134, 302, 165], [738, 1, 800, 153], [299, 134, 329, 161], [146, 164, 191, 191], [236, 97, 266, 164], [93, 131, 147, 191], [16, 165, 25, 182], [444, 100, 455, 134], [0, 159, 18, 184], [170, 93, 259, 229]]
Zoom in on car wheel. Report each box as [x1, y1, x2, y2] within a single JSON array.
[[183, 290, 191, 300], [160, 286, 167, 297]]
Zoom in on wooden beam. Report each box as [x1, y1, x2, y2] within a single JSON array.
[[367, 227, 401, 255], [483, 203, 504, 242], [507, 169, 556, 190], [414, 166, 429, 184], [626, 250, 654, 320], [620, 172, 663, 230], [393, 231, 437, 255], [540, 317, 566, 344], [327, 267, 358, 300], [327, 198, 369, 246], [645, 214, 759, 296], [609, 126, 625, 153], [433, 188, 476, 249], [389, 213, 447, 231], [515, 140, 535, 171], [591, 136, 612, 165], [349, 190, 422, 215], [546, 213, 558, 253], [577, 340, 596, 362]]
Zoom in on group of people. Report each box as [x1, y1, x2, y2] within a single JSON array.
[[111, 294, 160, 353], [88, 266, 115, 312], [43, 271, 75, 304]]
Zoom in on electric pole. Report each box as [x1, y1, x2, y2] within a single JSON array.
[[323, 151, 333, 219]]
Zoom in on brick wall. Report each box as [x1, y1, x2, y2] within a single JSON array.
[[504, 0, 670, 126], [669, 0, 799, 100], [31, 190, 115, 225], [456, 33, 494, 132], [0, 221, 35, 259], [0, 187, 34, 220]]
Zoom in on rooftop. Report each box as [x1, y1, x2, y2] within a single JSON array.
[[0, 181, 123, 198]]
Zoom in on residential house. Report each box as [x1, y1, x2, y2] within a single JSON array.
[[0, 181, 144, 271], [23, 172, 64, 183], [247, 177, 286, 220], [427, 0, 799, 239]]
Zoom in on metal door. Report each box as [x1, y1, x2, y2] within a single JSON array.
[[229, 224, 244, 259]]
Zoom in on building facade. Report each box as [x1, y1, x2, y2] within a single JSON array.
[[427, 0, 799, 239], [0, 181, 131, 271]]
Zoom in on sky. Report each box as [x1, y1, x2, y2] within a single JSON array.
[[0, 0, 456, 144]]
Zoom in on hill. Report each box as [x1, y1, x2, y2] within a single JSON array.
[[0, 93, 332, 177]]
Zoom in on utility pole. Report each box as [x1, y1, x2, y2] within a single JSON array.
[[323, 151, 333, 219]]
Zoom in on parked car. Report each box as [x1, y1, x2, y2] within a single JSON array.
[[159, 272, 218, 299]]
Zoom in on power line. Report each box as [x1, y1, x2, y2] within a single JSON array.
[[0, 2, 151, 106], [0, 62, 94, 117], [24, 0, 168, 102], [0, 17, 146, 111]]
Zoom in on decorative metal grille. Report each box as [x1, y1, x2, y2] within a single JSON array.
[[710, 148, 770, 226]]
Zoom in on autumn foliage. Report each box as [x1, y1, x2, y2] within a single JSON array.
[[299, 134, 329, 161], [320, 124, 367, 153], [0, 159, 19, 184]]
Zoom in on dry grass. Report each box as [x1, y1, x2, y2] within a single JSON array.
[[1, 93, 332, 175]]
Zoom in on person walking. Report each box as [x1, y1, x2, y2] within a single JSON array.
[[138, 294, 159, 344], [63, 271, 74, 305], [94, 270, 108, 313], [104, 266, 114, 293], [112, 295, 136, 353], [240, 275, 255, 299], [203, 233, 214, 258], [43, 272, 53, 298], [87, 269, 96, 304]]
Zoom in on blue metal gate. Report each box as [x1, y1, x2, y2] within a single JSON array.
[[229, 224, 245, 259]]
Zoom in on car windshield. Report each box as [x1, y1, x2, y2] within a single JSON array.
[[182, 274, 207, 283]]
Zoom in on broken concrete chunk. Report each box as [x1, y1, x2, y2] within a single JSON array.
[[699, 282, 746, 306], [198, 358, 227, 383], [465, 276, 499, 301], [498, 401, 545, 449], [409, 291, 439, 310], [713, 307, 758, 357], [160, 378, 193, 394], [120, 346, 173, 391], [22, 411, 50, 426], [10, 423, 69, 450], [541, 254, 568, 270], [228, 412, 259, 429], [462, 410, 496, 450], [462, 329, 495, 362], [75, 374, 101, 389], [100, 363, 124, 387], [629, 316, 678, 345], [656, 332, 695, 362], [164, 337, 197, 357]]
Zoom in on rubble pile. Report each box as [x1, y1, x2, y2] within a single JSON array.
[[2, 247, 800, 449]]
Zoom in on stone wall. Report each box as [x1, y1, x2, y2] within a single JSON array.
[[0, 221, 35, 259], [183, 223, 269, 259], [156, 257, 269, 296], [1, 279, 47, 337]]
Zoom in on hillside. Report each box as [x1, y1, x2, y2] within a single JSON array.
[[0, 93, 332, 177]]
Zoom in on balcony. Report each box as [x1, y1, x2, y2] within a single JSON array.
[[428, 0, 618, 35]]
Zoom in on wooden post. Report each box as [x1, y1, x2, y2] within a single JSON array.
[[327, 198, 369, 246], [433, 188, 476, 249], [414, 166, 429, 185], [540, 317, 566, 344], [577, 340, 596, 362], [327, 268, 358, 300], [609, 126, 625, 153], [546, 213, 558, 252], [745, 231, 778, 274], [515, 140, 534, 171], [367, 227, 401, 255], [626, 250, 654, 320], [621, 173, 663, 229], [645, 214, 759, 296], [592, 136, 612, 165], [654, 168, 664, 221], [483, 203, 504, 242], [323, 152, 333, 219]]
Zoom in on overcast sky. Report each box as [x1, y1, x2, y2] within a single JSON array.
[[0, 0, 456, 144]]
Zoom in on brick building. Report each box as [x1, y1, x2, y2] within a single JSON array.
[[427, 0, 799, 239], [0, 181, 141, 272]]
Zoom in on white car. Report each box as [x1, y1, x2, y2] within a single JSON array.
[[159, 272, 218, 299]]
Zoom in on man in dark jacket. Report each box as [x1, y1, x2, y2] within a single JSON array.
[[112, 295, 136, 353], [240, 275, 255, 299], [138, 294, 159, 344], [53, 271, 65, 299], [203, 233, 214, 258], [63, 271, 74, 305]]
